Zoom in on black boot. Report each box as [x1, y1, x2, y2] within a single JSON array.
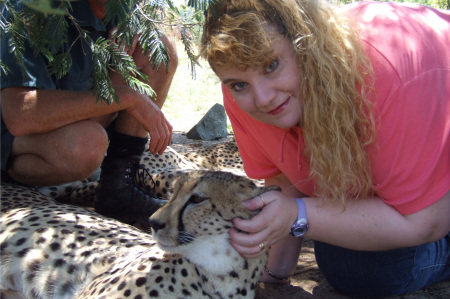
[[94, 155, 167, 227]]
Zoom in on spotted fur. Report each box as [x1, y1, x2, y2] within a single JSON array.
[[1, 171, 278, 298], [182, 138, 244, 170], [38, 140, 248, 208]]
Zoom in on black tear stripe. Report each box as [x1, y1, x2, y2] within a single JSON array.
[[177, 182, 199, 242], [177, 202, 189, 237]]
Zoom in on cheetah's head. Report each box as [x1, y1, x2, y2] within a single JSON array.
[[149, 170, 280, 275]]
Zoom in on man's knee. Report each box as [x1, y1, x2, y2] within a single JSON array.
[[139, 33, 178, 109], [72, 124, 108, 167], [134, 33, 178, 76], [7, 120, 109, 184], [56, 121, 108, 180], [160, 33, 178, 76]]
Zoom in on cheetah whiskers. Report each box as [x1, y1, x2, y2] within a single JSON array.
[[1, 170, 277, 299], [177, 231, 195, 244]]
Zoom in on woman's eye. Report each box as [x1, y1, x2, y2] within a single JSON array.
[[231, 82, 247, 92], [264, 60, 279, 73]]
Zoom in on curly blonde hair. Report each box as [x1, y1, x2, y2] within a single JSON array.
[[200, 0, 376, 203]]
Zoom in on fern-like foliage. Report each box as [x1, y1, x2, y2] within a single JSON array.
[[90, 37, 118, 104], [0, 0, 219, 104], [91, 36, 154, 104], [188, 0, 222, 17], [0, 61, 9, 76], [1, 2, 28, 79]]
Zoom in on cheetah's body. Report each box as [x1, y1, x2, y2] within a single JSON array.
[[38, 140, 249, 208], [1, 144, 274, 299], [1, 182, 157, 299]]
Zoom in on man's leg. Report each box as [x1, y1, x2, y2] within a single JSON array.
[[95, 33, 178, 227], [6, 119, 108, 186]]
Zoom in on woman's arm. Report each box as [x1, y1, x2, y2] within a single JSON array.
[[305, 189, 450, 251], [259, 174, 306, 283], [231, 175, 450, 255]]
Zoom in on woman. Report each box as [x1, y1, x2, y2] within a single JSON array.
[[200, 0, 449, 297]]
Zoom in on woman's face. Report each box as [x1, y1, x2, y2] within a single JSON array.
[[214, 32, 303, 129]]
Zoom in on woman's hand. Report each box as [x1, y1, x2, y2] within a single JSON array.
[[230, 190, 298, 258]]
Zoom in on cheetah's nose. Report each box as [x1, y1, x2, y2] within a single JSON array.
[[148, 219, 165, 233]]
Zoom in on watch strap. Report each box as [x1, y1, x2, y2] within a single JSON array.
[[289, 198, 308, 237], [295, 198, 307, 223]]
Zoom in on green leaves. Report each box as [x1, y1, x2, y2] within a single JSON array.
[[187, 0, 212, 11], [188, 0, 222, 18], [2, 2, 28, 79], [1, 0, 220, 104], [22, 0, 65, 16], [0, 61, 9, 76], [91, 37, 154, 104], [141, 28, 170, 73], [47, 52, 72, 79], [90, 37, 116, 104]]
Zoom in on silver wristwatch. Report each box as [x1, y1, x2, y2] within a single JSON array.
[[289, 198, 309, 237]]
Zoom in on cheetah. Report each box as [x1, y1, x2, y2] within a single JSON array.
[[180, 138, 244, 170], [38, 146, 201, 207], [38, 140, 250, 210], [1, 171, 279, 298]]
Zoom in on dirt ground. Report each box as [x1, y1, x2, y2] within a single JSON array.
[[170, 126, 449, 299], [255, 239, 450, 299]]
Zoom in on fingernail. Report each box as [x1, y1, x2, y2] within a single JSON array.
[[242, 200, 251, 208]]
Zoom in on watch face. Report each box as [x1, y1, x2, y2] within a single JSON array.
[[293, 226, 307, 235], [291, 218, 308, 237]]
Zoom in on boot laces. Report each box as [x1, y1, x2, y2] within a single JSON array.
[[132, 163, 160, 198]]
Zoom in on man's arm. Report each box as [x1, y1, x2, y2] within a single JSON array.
[[1, 84, 160, 136]]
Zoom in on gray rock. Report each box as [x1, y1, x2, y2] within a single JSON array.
[[186, 103, 228, 140]]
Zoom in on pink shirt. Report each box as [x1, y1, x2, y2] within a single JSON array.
[[223, 2, 450, 215]]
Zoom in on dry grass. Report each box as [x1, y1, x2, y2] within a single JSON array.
[[163, 40, 225, 131]]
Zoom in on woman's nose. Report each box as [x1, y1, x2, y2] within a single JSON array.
[[253, 80, 276, 107]]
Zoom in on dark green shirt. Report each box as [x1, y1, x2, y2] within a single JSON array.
[[1, 0, 115, 91], [1, 0, 116, 170]]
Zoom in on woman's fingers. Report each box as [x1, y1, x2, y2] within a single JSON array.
[[230, 194, 299, 258], [230, 227, 269, 258]]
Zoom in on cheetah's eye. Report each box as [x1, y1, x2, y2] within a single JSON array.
[[188, 195, 208, 204]]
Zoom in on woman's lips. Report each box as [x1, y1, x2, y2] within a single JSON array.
[[268, 97, 290, 115]]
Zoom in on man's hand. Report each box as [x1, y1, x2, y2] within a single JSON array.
[[113, 84, 172, 155], [108, 30, 173, 155], [128, 92, 172, 155]]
